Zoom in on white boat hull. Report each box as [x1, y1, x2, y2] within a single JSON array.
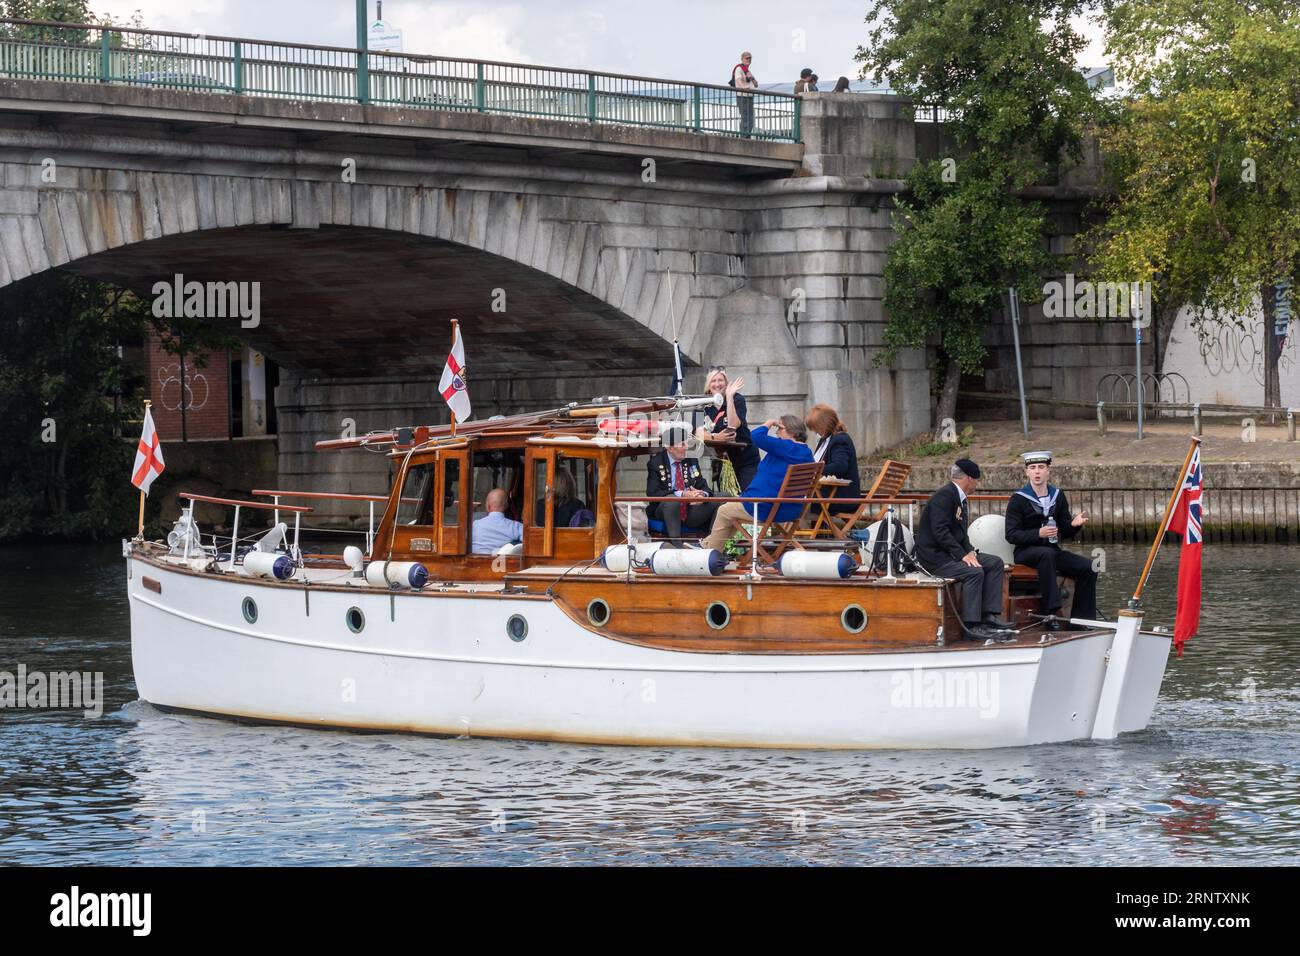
[[126, 555, 1171, 750]]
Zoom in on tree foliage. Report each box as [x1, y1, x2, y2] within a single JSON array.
[[857, 0, 1099, 433], [1082, 0, 1300, 398], [0, 274, 150, 540]]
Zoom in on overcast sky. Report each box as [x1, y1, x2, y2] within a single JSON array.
[[91, 0, 1110, 88]]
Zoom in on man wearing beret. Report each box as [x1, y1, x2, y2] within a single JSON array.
[[1003, 451, 1098, 628], [915, 458, 1012, 642]]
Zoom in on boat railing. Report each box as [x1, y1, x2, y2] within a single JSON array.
[[616, 493, 923, 533], [251, 488, 390, 555], [177, 492, 312, 565]]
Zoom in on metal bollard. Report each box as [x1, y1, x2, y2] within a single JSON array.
[[1289, 409, 1297, 442], [1096, 401, 1106, 436], [1193, 402, 1202, 437]]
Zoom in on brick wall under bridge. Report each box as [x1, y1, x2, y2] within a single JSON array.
[[0, 81, 1132, 517]]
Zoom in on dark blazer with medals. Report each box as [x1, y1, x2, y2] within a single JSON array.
[[647, 450, 710, 500], [915, 481, 973, 570]]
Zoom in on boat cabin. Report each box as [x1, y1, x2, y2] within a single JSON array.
[[359, 400, 690, 579]]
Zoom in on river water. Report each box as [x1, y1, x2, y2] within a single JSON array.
[[1, 542, 1297, 866]]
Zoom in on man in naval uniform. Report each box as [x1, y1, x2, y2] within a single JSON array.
[[1003, 451, 1098, 628]]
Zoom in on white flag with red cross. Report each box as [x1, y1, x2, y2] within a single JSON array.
[[438, 323, 471, 422], [131, 405, 166, 495]]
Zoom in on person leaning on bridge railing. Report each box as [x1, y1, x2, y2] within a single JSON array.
[[730, 51, 759, 137]]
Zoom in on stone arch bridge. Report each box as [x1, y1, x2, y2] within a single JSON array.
[[0, 74, 1109, 499]]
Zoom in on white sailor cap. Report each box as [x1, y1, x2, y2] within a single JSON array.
[[1021, 450, 1053, 465]]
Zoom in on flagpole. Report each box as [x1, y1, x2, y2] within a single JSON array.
[[449, 320, 458, 438], [667, 269, 683, 397], [136, 400, 151, 539], [1131, 435, 1201, 605]]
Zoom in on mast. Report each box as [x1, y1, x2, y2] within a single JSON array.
[[449, 319, 458, 438], [667, 269, 684, 397]]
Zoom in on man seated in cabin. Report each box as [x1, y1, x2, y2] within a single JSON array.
[[646, 422, 718, 546], [472, 488, 524, 554], [701, 414, 814, 552], [1003, 451, 1097, 629], [914, 459, 1012, 643]]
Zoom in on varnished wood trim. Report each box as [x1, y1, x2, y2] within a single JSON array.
[[142, 576, 162, 594], [546, 577, 963, 654]]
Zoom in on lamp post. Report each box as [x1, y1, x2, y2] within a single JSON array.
[[355, 0, 369, 104]]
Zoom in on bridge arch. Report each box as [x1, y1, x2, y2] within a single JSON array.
[[0, 167, 734, 381]]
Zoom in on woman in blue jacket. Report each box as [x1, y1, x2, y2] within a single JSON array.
[[701, 414, 814, 550]]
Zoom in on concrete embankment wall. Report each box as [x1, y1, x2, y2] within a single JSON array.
[[902, 461, 1300, 543], [147, 437, 278, 530]]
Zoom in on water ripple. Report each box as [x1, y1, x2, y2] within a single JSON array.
[[2, 542, 1299, 865]]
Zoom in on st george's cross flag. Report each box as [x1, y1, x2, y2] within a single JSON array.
[[1165, 443, 1203, 656], [131, 405, 166, 495], [438, 324, 471, 422]]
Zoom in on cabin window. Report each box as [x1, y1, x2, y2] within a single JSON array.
[[442, 458, 461, 527], [532, 457, 551, 526], [471, 452, 524, 524], [397, 463, 435, 525], [539, 454, 596, 528]]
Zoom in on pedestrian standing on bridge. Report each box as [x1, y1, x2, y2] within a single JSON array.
[[794, 68, 814, 93], [731, 51, 758, 137]]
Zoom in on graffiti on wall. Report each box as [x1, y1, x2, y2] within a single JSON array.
[[157, 363, 209, 412], [1197, 318, 1295, 388]]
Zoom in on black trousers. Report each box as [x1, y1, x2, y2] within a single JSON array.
[[650, 499, 719, 541], [930, 553, 1005, 622], [1015, 545, 1099, 620]]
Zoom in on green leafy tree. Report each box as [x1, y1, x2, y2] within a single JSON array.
[[1083, 0, 1300, 406], [0, 275, 150, 540], [857, 0, 1098, 438]]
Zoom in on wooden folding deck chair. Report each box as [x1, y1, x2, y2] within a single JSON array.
[[862, 459, 913, 522], [734, 461, 823, 564], [803, 459, 913, 539]]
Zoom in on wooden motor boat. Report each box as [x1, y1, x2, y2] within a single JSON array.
[[124, 394, 1171, 749]]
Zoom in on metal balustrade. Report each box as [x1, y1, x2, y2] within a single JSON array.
[[0, 17, 801, 142]]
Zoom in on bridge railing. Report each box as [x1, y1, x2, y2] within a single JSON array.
[[0, 18, 801, 143]]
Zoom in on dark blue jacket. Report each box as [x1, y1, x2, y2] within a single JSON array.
[[744, 425, 815, 522], [815, 431, 861, 507]]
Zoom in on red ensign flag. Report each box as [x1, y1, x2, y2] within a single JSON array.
[[1164, 445, 1203, 656], [131, 405, 166, 495]]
